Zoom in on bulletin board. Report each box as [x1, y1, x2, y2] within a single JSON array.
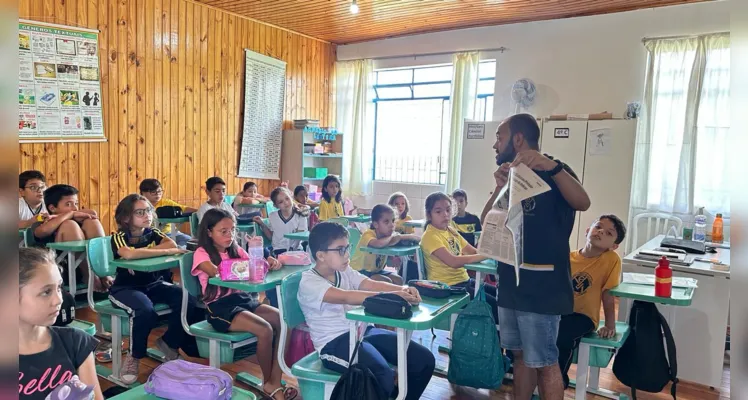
[[237, 49, 286, 179], [18, 19, 105, 143]]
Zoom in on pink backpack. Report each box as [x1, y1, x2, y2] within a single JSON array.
[[277, 251, 312, 266], [285, 325, 315, 367]]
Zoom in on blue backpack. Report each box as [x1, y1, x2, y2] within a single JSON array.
[[447, 284, 508, 389]]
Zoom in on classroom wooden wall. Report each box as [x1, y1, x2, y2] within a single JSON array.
[[18, 0, 336, 232]]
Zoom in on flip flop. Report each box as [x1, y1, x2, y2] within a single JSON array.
[[282, 386, 298, 400]]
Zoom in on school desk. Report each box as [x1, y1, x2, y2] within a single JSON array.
[[208, 263, 313, 387], [360, 244, 423, 280], [156, 215, 190, 235], [346, 293, 470, 400], [341, 214, 372, 223], [109, 384, 257, 400], [622, 234, 727, 388], [109, 254, 187, 272], [464, 259, 497, 296], [47, 239, 89, 297], [573, 279, 695, 400], [403, 219, 425, 228], [284, 231, 310, 241]]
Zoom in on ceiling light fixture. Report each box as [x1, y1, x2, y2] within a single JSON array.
[[350, 0, 359, 14]]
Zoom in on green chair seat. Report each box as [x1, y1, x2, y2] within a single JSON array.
[[572, 321, 630, 368], [69, 319, 97, 336], [291, 352, 342, 383], [95, 299, 170, 317], [189, 320, 256, 342]]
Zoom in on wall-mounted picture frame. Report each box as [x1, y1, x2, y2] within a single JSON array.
[[554, 127, 570, 138]]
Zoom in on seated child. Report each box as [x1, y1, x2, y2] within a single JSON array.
[[388, 192, 414, 234], [298, 222, 435, 400], [293, 185, 319, 209], [557, 215, 625, 388], [197, 177, 237, 223], [317, 175, 344, 222], [108, 194, 200, 384], [19, 170, 49, 229], [140, 178, 197, 248], [451, 189, 482, 247], [254, 187, 309, 257], [234, 182, 267, 214], [191, 209, 295, 400], [33, 184, 109, 291], [19, 247, 103, 400], [421, 192, 498, 323], [349, 204, 420, 285]]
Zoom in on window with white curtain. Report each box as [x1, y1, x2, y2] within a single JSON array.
[[633, 33, 730, 223], [372, 61, 495, 184]]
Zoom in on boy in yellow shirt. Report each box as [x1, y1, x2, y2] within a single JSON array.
[[557, 214, 625, 388], [140, 179, 197, 248]]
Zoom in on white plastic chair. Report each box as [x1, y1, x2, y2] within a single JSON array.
[[630, 212, 684, 251]]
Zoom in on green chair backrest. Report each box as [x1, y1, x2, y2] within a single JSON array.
[[280, 271, 306, 329], [86, 236, 117, 278], [265, 201, 278, 216], [328, 217, 348, 226], [190, 213, 200, 237], [347, 227, 361, 258], [21, 228, 36, 247], [178, 251, 201, 298], [224, 195, 236, 206], [418, 244, 428, 279]]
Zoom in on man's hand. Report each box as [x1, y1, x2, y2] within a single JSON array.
[[494, 163, 511, 188], [510, 150, 557, 171], [597, 325, 616, 339]]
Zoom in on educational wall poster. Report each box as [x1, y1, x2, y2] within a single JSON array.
[[237, 49, 286, 180], [18, 20, 106, 143]]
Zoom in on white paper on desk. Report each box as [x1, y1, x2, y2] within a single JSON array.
[[478, 164, 551, 285], [622, 272, 698, 288]]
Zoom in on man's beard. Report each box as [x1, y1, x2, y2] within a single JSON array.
[[495, 141, 516, 165]]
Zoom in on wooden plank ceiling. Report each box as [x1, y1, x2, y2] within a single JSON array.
[[195, 0, 713, 44]]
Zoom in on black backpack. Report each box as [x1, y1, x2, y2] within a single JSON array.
[[612, 300, 678, 399], [53, 289, 76, 327], [330, 339, 387, 400], [362, 293, 412, 319]]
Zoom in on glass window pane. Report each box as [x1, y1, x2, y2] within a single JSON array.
[[479, 61, 496, 79], [414, 66, 453, 83], [377, 69, 413, 85], [375, 86, 412, 99], [486, 96, 494, 120], [413, 83, 451, 98], [478, 79, 495, 96]]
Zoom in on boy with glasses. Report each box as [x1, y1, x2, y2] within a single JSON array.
[[140, 178, 197, 248], [19, 170, 49, 229], [297, 222, 435, 400]]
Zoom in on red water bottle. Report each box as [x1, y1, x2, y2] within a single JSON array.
[[655, 256, 672, 298]]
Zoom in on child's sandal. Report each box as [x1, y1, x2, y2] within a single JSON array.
[[282, 386, 298, 400]]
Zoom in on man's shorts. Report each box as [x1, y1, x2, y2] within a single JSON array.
[[498, 306, 561, 368]]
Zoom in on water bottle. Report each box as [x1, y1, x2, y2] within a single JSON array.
[[693, 207, 707, 242]]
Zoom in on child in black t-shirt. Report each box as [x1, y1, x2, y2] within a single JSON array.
[[451, 189, 482, 247], [108, 194, 200, 385], [18, 247, 102, 400]]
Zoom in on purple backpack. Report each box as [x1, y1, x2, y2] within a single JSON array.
[[144, 360, 233, 399]]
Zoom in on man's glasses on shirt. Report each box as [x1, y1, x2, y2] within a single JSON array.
[[320, 245, 351, 257], [25, 185, 46, 192]]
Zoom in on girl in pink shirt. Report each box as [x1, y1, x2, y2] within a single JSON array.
[[191, 208, 296, 400]]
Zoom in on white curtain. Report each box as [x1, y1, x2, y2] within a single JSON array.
[[337, 59, 375, 197], [445, 52, 480, 193], [630, 33, 730, 231]]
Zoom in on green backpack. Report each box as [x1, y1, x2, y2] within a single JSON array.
[[447, 284, 508, 389]]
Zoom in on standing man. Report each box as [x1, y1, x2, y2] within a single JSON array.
[[481, 113, 590, 400]]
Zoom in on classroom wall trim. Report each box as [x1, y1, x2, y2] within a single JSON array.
[[18, 0, 337, 233]]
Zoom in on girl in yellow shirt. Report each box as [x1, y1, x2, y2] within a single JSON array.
[[317, 175, 344, 221], [420, 192, 499, 321], [388, 192, 415, 234], [349, 204, 420, 284]]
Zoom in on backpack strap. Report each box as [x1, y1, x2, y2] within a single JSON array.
[[348, 338, 364, 371], [629, 301, 643, 400], [657, 311, 679, 399]]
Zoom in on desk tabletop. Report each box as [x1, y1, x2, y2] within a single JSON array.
[[609, 282, 695, 306], [346, 293, 469, 330], [341, 214, 371, 223], [465, 259, 496, 274], [110, 254, 188, 272], [209, 264, 313, 292], [158, 216, 190, 224], [284, 231, 310, 241], [47, 240, 89, 252], [360, 245, 420, 256], [624, 234, 730, 278], [403, 219, 425, 228]]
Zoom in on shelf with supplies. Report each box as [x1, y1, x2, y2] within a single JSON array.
[[281, 127, 344, 189]]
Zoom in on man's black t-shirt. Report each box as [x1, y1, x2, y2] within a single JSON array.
[[496, 157, 577, 315], [19, 327, 98, 400], [452, 212, 482, 247]]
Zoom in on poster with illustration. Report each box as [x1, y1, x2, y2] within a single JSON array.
[[19, 19, 105, 142]]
